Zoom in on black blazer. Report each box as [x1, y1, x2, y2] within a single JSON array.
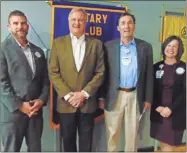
[[150, 60, 186, 130], [102, 38, 153, 114], [0, 37, 49, 122]]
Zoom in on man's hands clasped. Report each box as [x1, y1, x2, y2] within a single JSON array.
[[19, 99, 44, 118], [66, 92, 86, 108]]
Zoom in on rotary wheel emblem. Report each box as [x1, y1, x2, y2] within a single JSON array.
[[181, 27, 186, 39]]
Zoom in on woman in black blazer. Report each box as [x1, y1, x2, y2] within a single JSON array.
[[150, 35, 186, 151]]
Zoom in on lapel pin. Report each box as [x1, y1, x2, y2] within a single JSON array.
[[159, 64, 164, 69], [176, 67, 185, 75], [35, 52, 41, 58]]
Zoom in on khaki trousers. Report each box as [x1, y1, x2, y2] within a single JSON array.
[[104, 90, 140, 152]]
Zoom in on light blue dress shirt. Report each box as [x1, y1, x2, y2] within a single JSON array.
[[119, 38, 138, 88]]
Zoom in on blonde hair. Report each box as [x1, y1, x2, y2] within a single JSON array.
[[68, 8, 87, 21]]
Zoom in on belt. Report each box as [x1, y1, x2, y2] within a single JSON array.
[[118, 87, 136, 92]]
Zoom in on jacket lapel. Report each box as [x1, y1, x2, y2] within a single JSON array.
[[79, 36, 92, 72], [30, 43, 41, 78], [114, 40, 120, 83], [10, 37, 33, 80], [155, 61, 164, 86], [66, 35, 78, 73], [108, 39, 120, 88], [135, 38, 142, 80]]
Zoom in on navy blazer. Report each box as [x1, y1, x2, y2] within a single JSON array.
[[150, 60, 186, 130]]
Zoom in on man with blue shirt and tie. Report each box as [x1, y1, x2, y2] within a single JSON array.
[[103, 12, 153, 152]]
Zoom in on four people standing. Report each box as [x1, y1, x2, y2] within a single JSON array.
[[0, 8, 185, 152]]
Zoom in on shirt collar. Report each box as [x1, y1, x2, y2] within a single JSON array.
[[70, 33, 85, 42], [15, 39, 30, 49], [120, 38, 136, 47]]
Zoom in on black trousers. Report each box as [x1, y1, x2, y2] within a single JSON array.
[[1, 113, 43, 152], [59, 109, 94, 152]]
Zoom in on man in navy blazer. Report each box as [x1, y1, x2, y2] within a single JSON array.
[[0, 10, 49, 152], [102, 12, 153, 151]]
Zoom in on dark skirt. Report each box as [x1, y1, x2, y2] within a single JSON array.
[[150, 120, 184, 146]]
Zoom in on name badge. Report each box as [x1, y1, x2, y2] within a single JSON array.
[[122, 56, 131, 65], [156, 70, 164, 78]]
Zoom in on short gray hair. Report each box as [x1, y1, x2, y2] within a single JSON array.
[[68, 8, 87, 21]]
